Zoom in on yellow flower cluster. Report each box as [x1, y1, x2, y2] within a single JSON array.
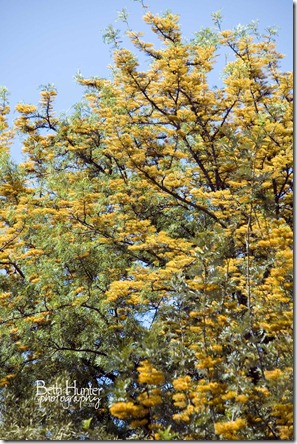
[[252, 386, 270, 398], [25, 312, 49, 324], [15, 104, 37, 114], [130, 418, 149, 428], [196, 355, 222, 370], [0, 374, 16, 387], [21, 249, 44, 259], [278, 425, 294, 441], [264, 368, 283, 380], [15, 341, 29, 351], [272, 402, 293, 438], [172, 392, 187, 409], [137, 360, 165, 385], [193, 380, 228, 409], [138, 389, 162, 407], [215, 418, 247, 439], [172, 375, 191, 391], [172, 411, 191, 423], [212, 344, 223, 353], [110, 401, 148, 420], [221, 390, 237, 401], [0, 292, 11, 300], [236, 394, 249, 403], [172, 404, 195, 423]]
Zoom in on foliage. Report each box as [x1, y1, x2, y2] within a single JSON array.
[[0, 7, 293, 440]]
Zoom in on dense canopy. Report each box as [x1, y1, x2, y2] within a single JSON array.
[[0, 7, 293, 440]]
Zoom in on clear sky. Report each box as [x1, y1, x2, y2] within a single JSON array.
[[0, 0, 293, 161]]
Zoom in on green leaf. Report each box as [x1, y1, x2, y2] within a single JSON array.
[[82, 417, 92, 431]]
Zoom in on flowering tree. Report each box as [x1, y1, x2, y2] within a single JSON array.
[[0, 8, 293, 440]]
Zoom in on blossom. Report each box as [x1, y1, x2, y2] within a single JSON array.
[[110, 401, 148, 420], [172, 376, 191, 391], [215, 418, 247, 439], [137, 360, 165, 385]]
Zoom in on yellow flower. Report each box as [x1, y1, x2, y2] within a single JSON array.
[[264, 369, 283, 380], [130, 418, 149, 428], [222, 390, 237, 401], [138, 391, 162, 407], [215, 418, 246, 438], [172, 412, 190, 423], [278, 425, 293, 440], [137, 360, 165, 385], [236, 394, 249, 403], [17, 344, 29, 351], [212, 344, 223, 353], [0, 292, 11, 300], [172, 392, 187, 408], [110, 401, 148, 420], [15, 104, 37, 114], [172, 376, 191, 391]]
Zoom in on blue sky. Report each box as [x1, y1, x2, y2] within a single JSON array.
[[0, 0, 293, 161]]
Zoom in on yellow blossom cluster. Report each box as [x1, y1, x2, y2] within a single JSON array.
[[215, 418, 247, 439], [271, 403, 294, 440], [137, 389, 162, 407], [264, 368, 284, 381], [172, 392, 187, 409], [172, 375, 192, 391], [110, 401, 148, 420], [15, 104, 37, 114], [0, 374, 16, 387], [137, 360, 165, 385]]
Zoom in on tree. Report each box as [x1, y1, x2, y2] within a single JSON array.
[[0, 8, 293, 440]]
